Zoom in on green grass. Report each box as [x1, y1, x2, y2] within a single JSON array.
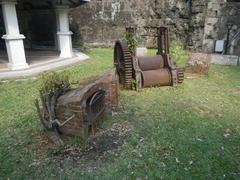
[[0, 48, 240, 179]]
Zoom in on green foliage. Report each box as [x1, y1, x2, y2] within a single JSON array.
[[123, 32, 138, 55], [131, 79, 136, 90], [170, 40, 189, 67], [123, 31, 143, 55], [39, 71, 70, 94]]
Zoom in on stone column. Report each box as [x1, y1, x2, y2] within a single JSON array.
[[55, 5, 73, 58], [0, 0, 28, 70]]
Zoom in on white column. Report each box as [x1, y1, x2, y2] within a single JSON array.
[[0, 0, 28, 70], [55, 5, 73, 58]]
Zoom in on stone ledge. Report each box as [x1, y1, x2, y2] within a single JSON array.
[[211, 54, 240, 66], [0, 53, 89, 80]]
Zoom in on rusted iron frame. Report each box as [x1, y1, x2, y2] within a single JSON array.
[[87, 90, 106, 124], [157, 27, 170, 55], [129, 26, 170, 56], [115, 26, 184, 90], [133, 57, 142, 91]]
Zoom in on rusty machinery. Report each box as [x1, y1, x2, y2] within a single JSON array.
[[114, 26, 184, 90]]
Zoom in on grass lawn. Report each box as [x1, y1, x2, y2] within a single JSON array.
[[0, 48, 240, 179]]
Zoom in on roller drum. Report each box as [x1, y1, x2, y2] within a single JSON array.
[[138, 56, 165, 71], [142, 68, 172, 87]]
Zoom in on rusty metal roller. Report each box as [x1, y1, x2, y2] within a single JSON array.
[[138, 56, 165, 71], [142, 68, 172, 87]]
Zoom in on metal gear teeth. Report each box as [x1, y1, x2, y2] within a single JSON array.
[[177, 68, 185, 84], [114, 40, 134, 89]]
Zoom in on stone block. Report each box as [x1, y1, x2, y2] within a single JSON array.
[[136, 47, 148, 57], [206, 17, 218, 25], [186, 53, 211, 74], [211, 54, 239, 66], [203, 39, 215, 53]]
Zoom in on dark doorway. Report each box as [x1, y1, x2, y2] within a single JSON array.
[[28, 10, 56, 49], [17, 1, 57, 50], [0, 5, 6, 50]]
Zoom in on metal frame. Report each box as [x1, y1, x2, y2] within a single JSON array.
[[114, 26, 185, 90]]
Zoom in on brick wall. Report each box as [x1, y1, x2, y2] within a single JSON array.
[[56, 70, 119, 139]]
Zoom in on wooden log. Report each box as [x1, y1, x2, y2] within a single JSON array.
[[35, 99, 51, 129]]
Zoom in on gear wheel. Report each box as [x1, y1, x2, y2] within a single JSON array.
[[177, 68, 185, 84], [114, 40, 134, 89]]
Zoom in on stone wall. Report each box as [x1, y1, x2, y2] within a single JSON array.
[[70, 0, 209, 51], [71, 0, 240, 55], [203, 0, 240, 55]]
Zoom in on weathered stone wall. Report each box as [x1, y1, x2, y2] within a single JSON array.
[[70, 0, 209, 51], [70, 0, 240, 55], [203, 0, 240, 55], [188, 0, 209, 50]]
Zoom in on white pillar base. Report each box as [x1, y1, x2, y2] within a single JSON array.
[[2, 34, 29, 70], [57, 31, 73, 58], [8, 62, 29, 70], [55, 5, 73, 59]]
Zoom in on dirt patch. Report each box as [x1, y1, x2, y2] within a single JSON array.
[[30, 121, 133, 166], [83, 121, 133, 159]]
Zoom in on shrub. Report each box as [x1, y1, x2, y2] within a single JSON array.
[[39, 71, 70, 95], [170, 40, 189, 67], [123, 32, 137, 55], [35, 71, 71, 141]]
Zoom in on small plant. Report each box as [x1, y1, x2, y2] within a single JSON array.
[[131, 79, 137, 90], [123, 32, 138, 55], [40, 71, 70, 95], [35, 71, 71, 144], [170, 40, 189, 67]]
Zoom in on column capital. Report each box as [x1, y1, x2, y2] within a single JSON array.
[[2, 34, 25, 40], [0, 0, 17, 5]]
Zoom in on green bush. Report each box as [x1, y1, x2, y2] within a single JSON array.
[[123, 32, 138, 55], [39, 71, 70, 94], [170, 40, 189, 67]]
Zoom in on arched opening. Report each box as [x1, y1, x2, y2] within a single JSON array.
[[86, 90, 106, 124]]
